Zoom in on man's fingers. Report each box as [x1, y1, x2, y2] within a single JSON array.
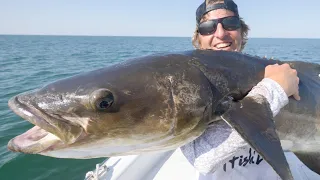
[[293, 93, 301, 101]]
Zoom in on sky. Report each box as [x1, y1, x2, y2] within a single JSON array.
[[1, 0, 320, 38]]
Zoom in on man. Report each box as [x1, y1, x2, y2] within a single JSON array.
[[180, 0, 303, 179]]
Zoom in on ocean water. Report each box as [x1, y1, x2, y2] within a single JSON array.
[[0, 35, 320, 180]]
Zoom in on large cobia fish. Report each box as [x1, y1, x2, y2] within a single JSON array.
[[7, 50, 320, 180]]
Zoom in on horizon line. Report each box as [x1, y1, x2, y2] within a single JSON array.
[[0, 33, 319, 40]]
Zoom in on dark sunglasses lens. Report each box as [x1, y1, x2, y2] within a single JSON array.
[[222, 17, 241, 31], [198, 21, 217, 35]]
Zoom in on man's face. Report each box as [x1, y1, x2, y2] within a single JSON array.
[[198, 9, 243, 52]]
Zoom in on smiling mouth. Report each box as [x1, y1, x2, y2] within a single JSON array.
[[7, 96, 83, 153], [215, 42, 232, 49]]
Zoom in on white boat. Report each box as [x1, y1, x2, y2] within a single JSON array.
[[84, 149, 320, 180], [84, 148, 197, 180]]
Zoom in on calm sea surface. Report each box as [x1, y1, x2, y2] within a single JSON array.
[[0, 35, 320, 180]]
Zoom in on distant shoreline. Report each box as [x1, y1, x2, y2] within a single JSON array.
[[0, 34, 319, 40]]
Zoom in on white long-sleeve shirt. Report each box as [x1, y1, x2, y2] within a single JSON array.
[[180, 78, 289, 180]]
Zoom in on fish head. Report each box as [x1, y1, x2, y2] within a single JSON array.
[[8, 54, 213, 158]]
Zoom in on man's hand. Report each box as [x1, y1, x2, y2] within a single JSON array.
[[264, 63, 300, 100]]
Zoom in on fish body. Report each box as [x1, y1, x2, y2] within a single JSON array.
[[7, 50, 320, 180]]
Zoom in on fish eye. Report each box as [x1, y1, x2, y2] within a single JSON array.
[[90, 89, 114, 111], [96, 96, 114, 110]]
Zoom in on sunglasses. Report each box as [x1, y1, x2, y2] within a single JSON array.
[[198, 16, 241, 35]]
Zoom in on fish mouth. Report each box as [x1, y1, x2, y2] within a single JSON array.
[[7, 96, 84, 154]]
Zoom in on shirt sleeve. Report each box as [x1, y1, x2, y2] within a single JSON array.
[[180, 78, 289, 174], [246, 78, 289, 117]]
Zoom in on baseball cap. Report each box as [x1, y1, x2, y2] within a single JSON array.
[[196, 0, 239, 25]]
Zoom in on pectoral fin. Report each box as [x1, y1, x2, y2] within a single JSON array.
[[220, 96, 293, 180], [294, 152, 320, 175]]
